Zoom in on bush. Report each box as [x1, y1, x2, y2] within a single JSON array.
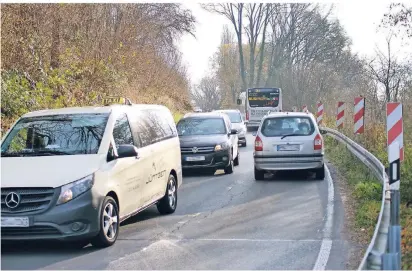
[[354, 182, 382, 202]]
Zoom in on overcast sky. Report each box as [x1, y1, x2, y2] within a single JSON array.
[[178, 1, 410, 85]]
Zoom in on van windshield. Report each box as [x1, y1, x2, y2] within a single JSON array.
[[1, 113, 109, 157]]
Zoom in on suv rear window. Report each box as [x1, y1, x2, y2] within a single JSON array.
[[261, 116, 314, 137]]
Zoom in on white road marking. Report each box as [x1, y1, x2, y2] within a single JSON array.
[[119, 238, 321, 242], [313, 164, 334, 270]]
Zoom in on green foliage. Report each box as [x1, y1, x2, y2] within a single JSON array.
[[354, 182, 382, 202], [326, 136, 412, 270]]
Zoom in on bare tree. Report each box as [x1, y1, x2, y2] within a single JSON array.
[[203, 4, 247, 91], [367, 35, 408, 102], [191, 76, 222, 111]]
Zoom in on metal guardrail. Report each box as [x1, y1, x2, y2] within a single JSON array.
[[320, 127, 391, 270]]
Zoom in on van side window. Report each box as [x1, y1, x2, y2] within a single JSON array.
[[153, 109, 175, 139], [144, 110, 164, 143], [128, 112, 152, 147], [113, 114, 134, 147]]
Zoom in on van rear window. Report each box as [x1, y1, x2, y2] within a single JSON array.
[[261, 116, 314, 137]]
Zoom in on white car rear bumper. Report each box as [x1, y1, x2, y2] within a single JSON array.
[[254, 154, 324, 171]]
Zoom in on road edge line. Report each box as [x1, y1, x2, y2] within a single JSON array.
[[313, 164, 334, 270]]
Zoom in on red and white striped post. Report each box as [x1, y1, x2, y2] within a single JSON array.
[[336, 101, 345, 129], [387, 103, 404, 162], [317, 102, 323, 125], [354, 97, 365, 134], [302, 105, 308, 112]]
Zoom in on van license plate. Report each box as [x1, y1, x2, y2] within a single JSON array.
[[186, 156, 205, 161], [1, 217, 29, 227], [277, 145, 299, 151]]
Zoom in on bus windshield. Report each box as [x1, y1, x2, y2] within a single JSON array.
[[248, 88, 280, 108]]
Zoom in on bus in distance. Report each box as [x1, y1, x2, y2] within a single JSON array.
[[238, 88, 282, 131]]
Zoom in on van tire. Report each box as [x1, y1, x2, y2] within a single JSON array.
[[91, 196, 119, 248], [254, 167, 265, 181], [234, 152, 240, 166], [315, 165, 325, 180], [157, 174, 177, 214]]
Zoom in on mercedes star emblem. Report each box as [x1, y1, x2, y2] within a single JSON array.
[[192, 147, 198, 153], [5, 192, 21, 209]]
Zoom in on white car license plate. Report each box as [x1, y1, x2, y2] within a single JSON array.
[[1, 217, 29, 227], [277, 144, 300, 151], [186, 156, 205, 161]]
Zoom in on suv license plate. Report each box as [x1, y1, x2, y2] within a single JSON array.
[[186, 156, 205, 161], [1, 217, 29, 227], [277, 145, 300, 151]]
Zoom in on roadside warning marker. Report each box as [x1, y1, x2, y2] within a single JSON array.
[[354, 97, 365, 134], [386, 103, 404, 162], [336, 101, 345, 128], [317, 102, 323, 125]]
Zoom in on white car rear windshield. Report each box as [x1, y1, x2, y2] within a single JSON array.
[[261, 116, 315, 137]]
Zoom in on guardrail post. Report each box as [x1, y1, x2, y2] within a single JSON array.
[[387, 142, 401, 270]]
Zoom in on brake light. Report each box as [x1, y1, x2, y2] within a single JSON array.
[[314, 134, 322, 150], [246, 111, 249, 121], [255, 135, 263, 151]]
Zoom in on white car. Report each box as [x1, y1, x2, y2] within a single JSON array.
[[253, 112, 325, 180], [1, 103, 182, 247], [214, 109, 247, 147]]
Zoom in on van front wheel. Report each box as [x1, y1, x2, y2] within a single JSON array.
[[157, 174, 177, 214], [91, 196, 119, 248]]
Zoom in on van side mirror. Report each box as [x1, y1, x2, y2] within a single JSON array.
[[230, 129, 238, 135], [236, 99, 242, 105], [117, 144, 139, 158]]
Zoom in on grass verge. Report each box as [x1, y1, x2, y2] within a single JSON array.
[[325, 137, 412, 269]]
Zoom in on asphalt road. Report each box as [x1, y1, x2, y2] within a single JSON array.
[[1, 133, 351, 270]]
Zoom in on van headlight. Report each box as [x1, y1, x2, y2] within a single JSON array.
[[215, 142, 230, 151], [57, 174, 94, 205]]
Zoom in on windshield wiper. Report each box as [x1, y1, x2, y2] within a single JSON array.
[[31, 150, 72, 156], [281, 133, 299, 139]]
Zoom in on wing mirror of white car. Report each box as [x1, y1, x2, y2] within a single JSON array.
[[252, 131, 257, 136], [320, 129, 327, 135], [117, 144, 139, 159], [230, 129, 238, 135]]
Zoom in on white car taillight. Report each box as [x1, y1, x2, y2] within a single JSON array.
[[314, 134, 322, 150], [255, 135, 263, 151]]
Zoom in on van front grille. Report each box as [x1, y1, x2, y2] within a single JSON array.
[[1, 188, 55, 214], [1, 226, 61, 237]]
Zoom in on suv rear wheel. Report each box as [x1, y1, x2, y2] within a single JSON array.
[[254, 167, 265, 181], [315, 165, 325, 180]]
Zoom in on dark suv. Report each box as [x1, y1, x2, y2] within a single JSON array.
[[176, 112, 240, 175]]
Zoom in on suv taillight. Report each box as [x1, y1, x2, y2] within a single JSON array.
[[255, 135, 263, 151], [246, 111, 249, 121], [314, 134, 322, 150]]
